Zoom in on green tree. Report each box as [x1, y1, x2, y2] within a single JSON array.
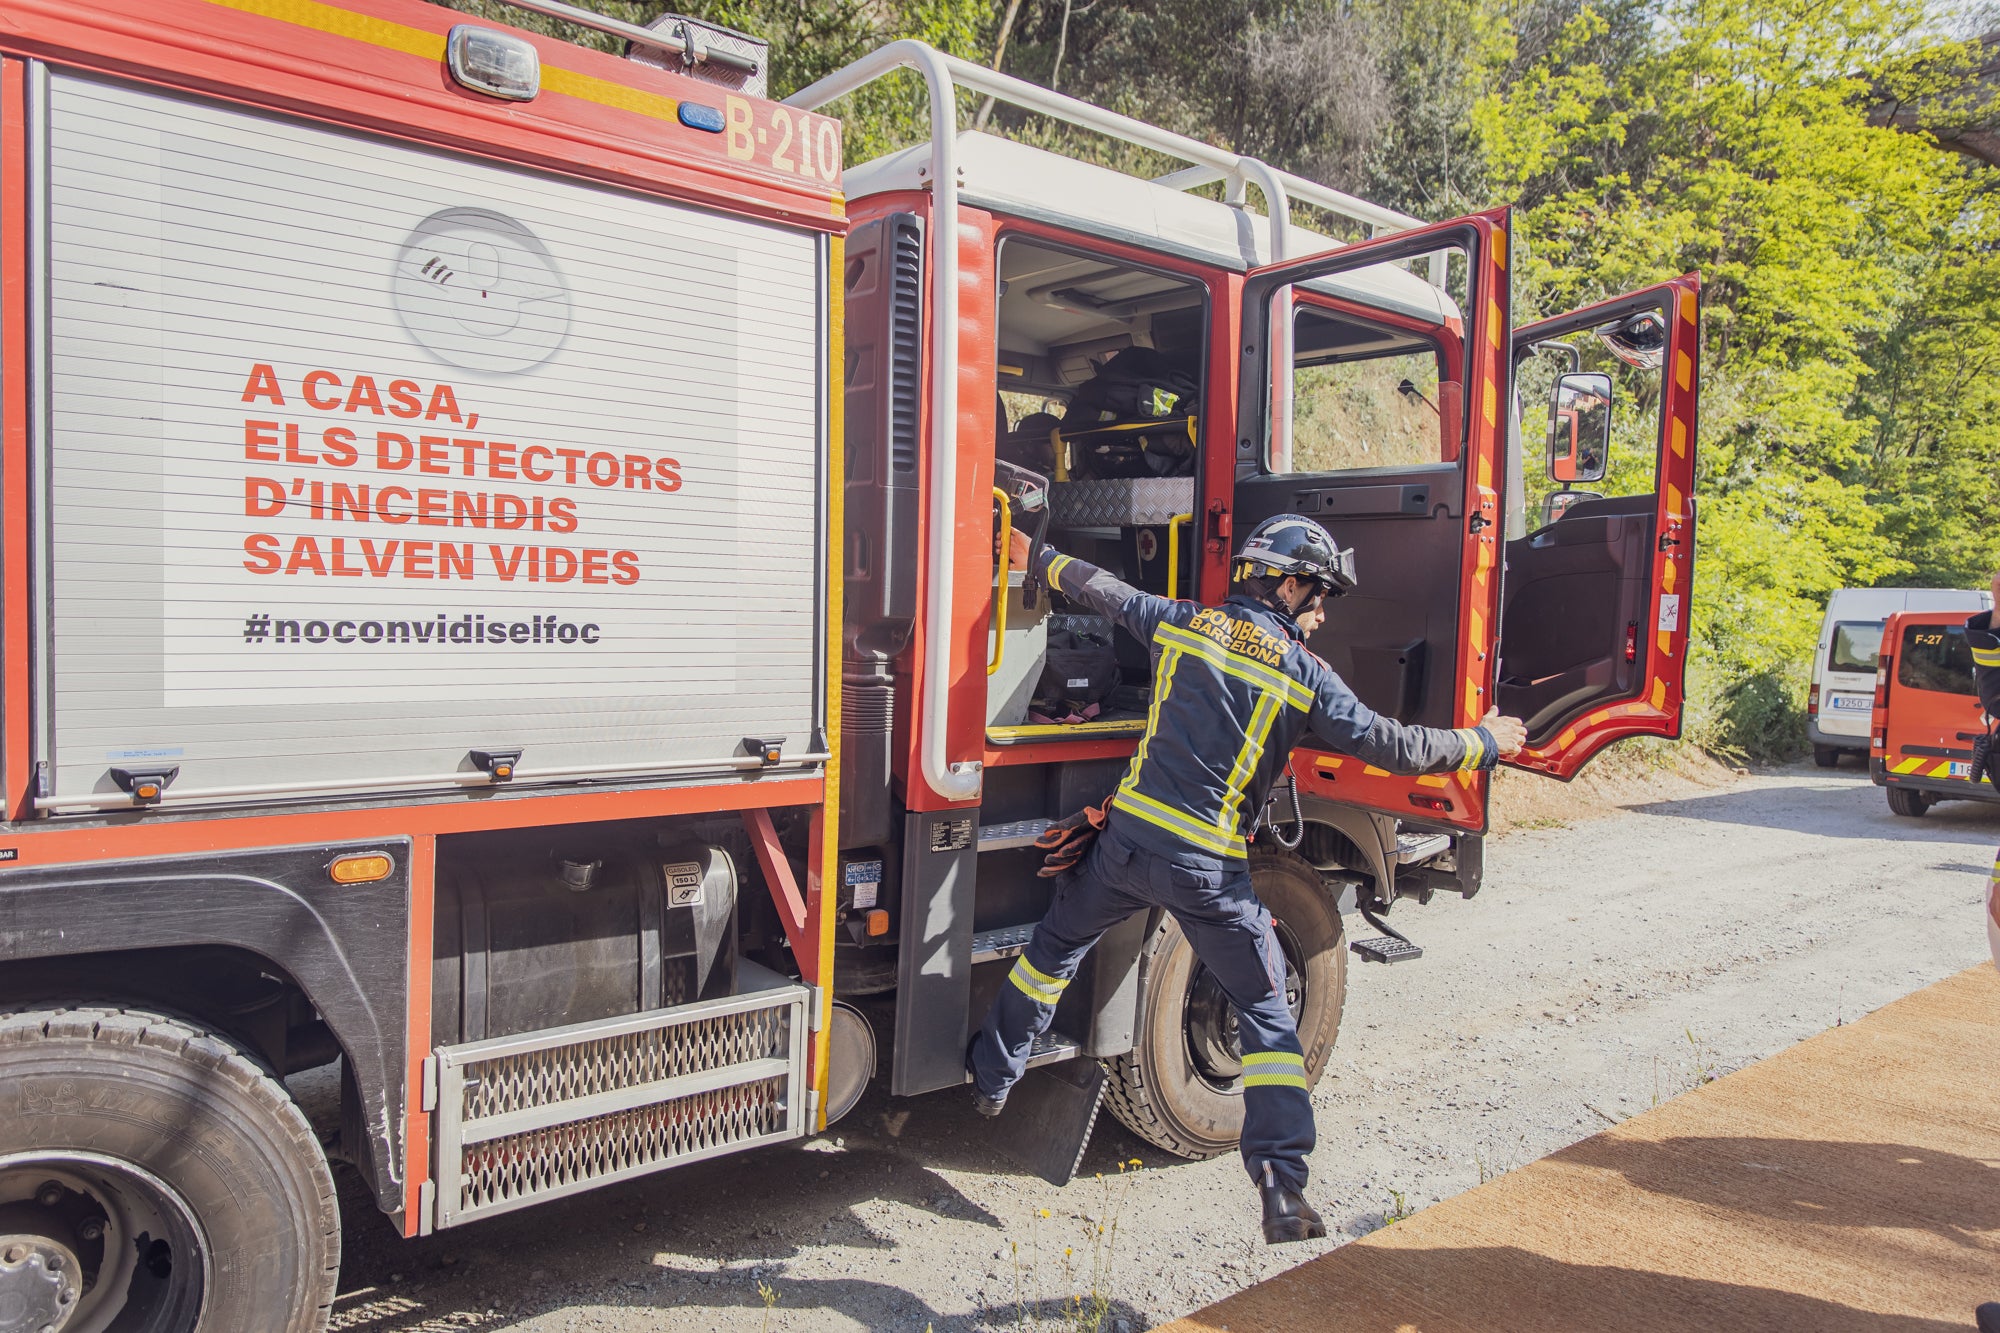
[[1479, 0, 1992, 757]]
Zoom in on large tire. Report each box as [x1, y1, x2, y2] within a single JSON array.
[[0, 1007, 338, 1333], [1101, 847, 1346, 1159], [1813, 745, 1841, 768], [1887, 786, 1930, 818]]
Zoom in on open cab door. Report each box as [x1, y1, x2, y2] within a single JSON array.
[[1500, 277, 1701, 778], [1233, 210, 1512, 833]]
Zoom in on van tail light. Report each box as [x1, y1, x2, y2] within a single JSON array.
[[1807, 685, 1819, 717], [1624, 622, 1638, 663]]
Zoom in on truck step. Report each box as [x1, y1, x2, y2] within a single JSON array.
[[1025, 1029, 1082, 1069], [1351, 934, 1424, 964], [1351, 903, 1423, 964], [978, 818, 1053, 852], [971, 923, 1037, 963], [1395, 831, 1451, 865]]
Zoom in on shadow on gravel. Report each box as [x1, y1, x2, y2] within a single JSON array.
[[1625, 767, 2000, 838], [332, 1071, 1180, 1331], [1558, 1136, 2000, 1248], [1181, 1243, 1977, 1333]]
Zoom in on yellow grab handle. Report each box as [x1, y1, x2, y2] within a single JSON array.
[[989, 487, 1011, 677], [1167, 512, 1193, 601]]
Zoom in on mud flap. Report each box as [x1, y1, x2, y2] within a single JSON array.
[[988, 1059, 1107, 1186]]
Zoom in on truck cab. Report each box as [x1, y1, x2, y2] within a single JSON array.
[[1871, 608, 1999, 816], [790, 47, 1703, 1166]]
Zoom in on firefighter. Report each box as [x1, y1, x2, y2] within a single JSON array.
[[1972, 571, 2000, 973], [968, 514, 1528, 1244], [1973, 573, 2000, 1333]]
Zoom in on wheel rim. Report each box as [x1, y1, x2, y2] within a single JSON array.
[[1181, 917, 1308, 1094], [0, 1152, 208, 1333]]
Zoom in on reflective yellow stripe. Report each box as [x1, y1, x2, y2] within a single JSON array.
[[1219, 688, 1285, 837], [1456, 727, 1486, 772], [1242, 1051, 1305, 1068], [205, 0, 687, 124], [1046, 554, 1076, 590], [1242, 1072, 1310, 1089], [1112, 788, 1246, 857], [1972, 644, 2000, 667], [1008, 957, 1066, 1005], [1155, 623, 1313, 711], [1122, 643, 1184, 793], [1892, 757, 1925, 774], [1015, 955, 1068, 992], [1242, 1052, 1308, 1089]]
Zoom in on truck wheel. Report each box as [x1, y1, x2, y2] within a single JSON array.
[[1887, 786, 1930, 817], [1101, 848, 1345, 1159], [0, 1007, 338, 1333], [1813, 745, 1840, 768]]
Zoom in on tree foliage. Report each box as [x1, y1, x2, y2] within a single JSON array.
[[439, 0, 1997, 760]]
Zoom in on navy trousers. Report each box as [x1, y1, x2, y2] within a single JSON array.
[[969, 819, 1315, 1192]]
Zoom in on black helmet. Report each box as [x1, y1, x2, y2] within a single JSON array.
[[1232, 514, 1356, 597]]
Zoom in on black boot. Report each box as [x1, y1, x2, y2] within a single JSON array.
[[967, 1037, 1006, 1117], [1259, 1163, 1326, 1245]]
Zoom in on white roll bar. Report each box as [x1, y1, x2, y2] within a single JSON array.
[[785, 43, 1424, 803]]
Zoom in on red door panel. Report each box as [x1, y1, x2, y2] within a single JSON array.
[[1235, 209, 1512, 832], [1502, 275, 1701, 778]]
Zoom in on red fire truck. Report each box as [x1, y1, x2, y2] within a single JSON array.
[[0, 0, 1698, 1327]]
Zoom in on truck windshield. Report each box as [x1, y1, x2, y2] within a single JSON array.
[[1896, 624, 1975, 696], [1828, 620, 1883, 673]]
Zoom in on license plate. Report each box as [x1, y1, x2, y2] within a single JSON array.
[[1949, 761, 1972, 778], [1828, 694, 1873, 712]]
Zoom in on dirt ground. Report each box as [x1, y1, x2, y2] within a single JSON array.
[[318, 760, 1998, 1333]]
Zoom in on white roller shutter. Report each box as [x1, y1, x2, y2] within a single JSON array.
[[40, 73, 826, 806]]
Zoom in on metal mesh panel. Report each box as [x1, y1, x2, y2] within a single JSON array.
[[460, 1004, 791, 1121], [459, 1076, 789, 1215], [431, 975, 807, 1228]]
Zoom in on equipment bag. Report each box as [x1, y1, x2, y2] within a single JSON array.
[[1033, 614, 1120, 719]]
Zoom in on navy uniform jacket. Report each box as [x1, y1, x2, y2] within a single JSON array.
[[1968, 610, 2000, 716], [1034, 546, 1498, 863]]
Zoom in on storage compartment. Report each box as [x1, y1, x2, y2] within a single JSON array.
[[432, 829, 738, 1047], [987, 571, 1053, 727], [991, 237, 1207, 741]]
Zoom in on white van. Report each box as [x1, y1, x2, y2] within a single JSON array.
[[1810, 586, 1993, 765]]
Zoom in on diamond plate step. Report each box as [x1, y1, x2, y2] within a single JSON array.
[[1395, 831, 1451, 865], [978, 818, 1053, 851], [971, 923, 1037, 963]]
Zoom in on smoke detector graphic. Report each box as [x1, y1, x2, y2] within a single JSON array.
[[393, 208, 570, 374]]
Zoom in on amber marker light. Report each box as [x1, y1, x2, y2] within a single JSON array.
[[864, 910, 890, 937], [330, 853, 394, 885]]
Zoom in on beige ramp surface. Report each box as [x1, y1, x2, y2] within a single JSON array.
[[1158, 965, 2000, 1333]]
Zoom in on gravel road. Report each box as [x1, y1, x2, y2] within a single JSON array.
[[321, 763, 1997, 1333]]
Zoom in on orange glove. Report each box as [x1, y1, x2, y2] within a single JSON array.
[[1035, 798, 1111, 878]]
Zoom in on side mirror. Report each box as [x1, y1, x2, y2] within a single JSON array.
[[1547, 371, 1612, 484], [1543, 488, 1602, 526], [1597, 310, 1666, 370]]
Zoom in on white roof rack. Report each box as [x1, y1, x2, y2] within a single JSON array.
[[786, 41, 1439, 804], [843, 132, 1451, 325]]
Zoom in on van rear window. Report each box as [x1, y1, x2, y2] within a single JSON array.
[[1827, 621, 1883, 672], [1896, 624, 1976, 696]]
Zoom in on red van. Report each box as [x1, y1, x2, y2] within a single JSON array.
[[1870, 609, 1998, 816]]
